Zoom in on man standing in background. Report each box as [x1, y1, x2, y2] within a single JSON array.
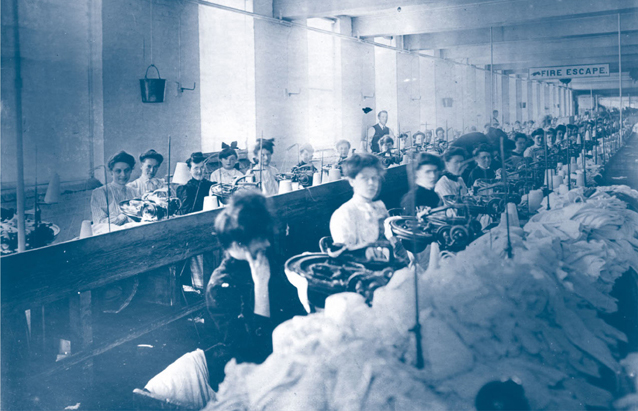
[[364, 110, 395, 153]]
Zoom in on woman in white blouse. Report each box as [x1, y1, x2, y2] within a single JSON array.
[[127, 149, 165, 198], [435, 147, 469, 199], [90, 151, 138, 234], [329, 154, 394, 249], [209, 142, 244, 186], [249, 139, 279, 196]]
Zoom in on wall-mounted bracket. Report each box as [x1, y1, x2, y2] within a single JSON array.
[[285, 88, 301, 97], [179, 82, 196, 92]]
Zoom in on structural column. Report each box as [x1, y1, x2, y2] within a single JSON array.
[[501, 74, 510, 125]]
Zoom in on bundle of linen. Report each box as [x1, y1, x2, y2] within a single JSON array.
[[206, 185, 638, 411], [205, 290, 447, 411]]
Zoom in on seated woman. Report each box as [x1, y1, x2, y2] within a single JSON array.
[[510, 133, 528, 158], [412, 131, 426, 148], [249, 138, 279, 196], [334, 139, 351, 170], [91, 151, 138, 234], [555, 124, 566, 146], [467, 144, 497, 187], [524, 128, 545, 159], [401, 153, 444, 215], [209, 142, 244, 186], [205, 190, 305, 385], [127, 149, 165, 198], [378, 136, 402, 167], [435, 147, 469, 199], [330, 154, 399, 250], [291, 143, 317, 187], [177, 152, 214, 215]]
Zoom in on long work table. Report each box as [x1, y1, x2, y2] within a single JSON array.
[[0, 165, 410, 402]]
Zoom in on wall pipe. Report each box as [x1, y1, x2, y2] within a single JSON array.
[[12, 0, 27, 252], [618, 13, 623, 143]]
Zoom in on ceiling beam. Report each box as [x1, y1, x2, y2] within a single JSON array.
[[569, 75, 637, 91], [405, 12, 638, 50], [274, 0, 497, 20], [352, 0, 638, 37], [441, 33, 638, 62], [490, 55, 638, 72]]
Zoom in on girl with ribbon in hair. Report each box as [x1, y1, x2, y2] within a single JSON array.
[[210, 142, 244, 185]]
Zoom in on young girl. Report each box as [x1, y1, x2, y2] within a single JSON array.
[[206, 190, 305, 384], [209, 142, 244, 186], [335, 139, 351, 167], [249, 139, 279, 196]]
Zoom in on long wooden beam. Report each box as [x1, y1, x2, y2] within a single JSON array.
[[352, 0, 638, 37], [493, 55, 638, 72], [441, 34, 638, 62], [0, 166, 409, 312], [405, 13, 638, 50]]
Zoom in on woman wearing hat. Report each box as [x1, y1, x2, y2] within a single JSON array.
[[90, 151, 138, 234], [177, 152, 214, 215], [127, 149, 165, 198]]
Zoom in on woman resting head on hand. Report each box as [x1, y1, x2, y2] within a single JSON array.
[[205, 190, 305, 378]]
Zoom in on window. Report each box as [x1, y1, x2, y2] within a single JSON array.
[[374, 37, 398, 132], [307, 18, 339, 148], [199, 0, 256, 152]]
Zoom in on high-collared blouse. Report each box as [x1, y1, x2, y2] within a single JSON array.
[[435, 172, 469, 199], [90, 182, 137, 225], [127, 176, 165, 198], [329, 195, 389, 248], [250, 165, 279, 196], [210, 167, 244, 185]]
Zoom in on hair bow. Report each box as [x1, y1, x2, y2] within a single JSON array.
[[221, 141, 238, 150]]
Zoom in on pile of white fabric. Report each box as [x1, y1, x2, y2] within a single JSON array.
[[206, 185, 638, 411]]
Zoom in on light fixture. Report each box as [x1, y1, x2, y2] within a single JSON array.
[[172, 162, 191, 185]]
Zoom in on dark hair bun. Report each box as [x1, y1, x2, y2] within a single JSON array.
[[214, 190, 274, 249], [107, 151, 136, 170]]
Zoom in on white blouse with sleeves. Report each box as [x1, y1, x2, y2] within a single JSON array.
[[330, 196, 389, 249]]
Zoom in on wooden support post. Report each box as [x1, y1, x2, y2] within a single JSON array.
[[69, 291, 93, 386]]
